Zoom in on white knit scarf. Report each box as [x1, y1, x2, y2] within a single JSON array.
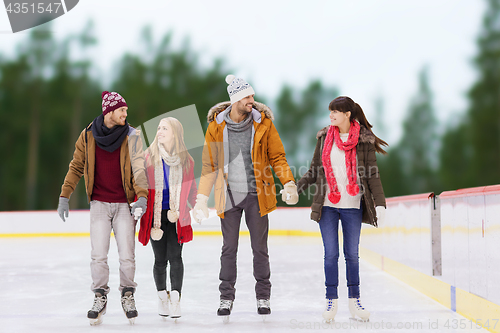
[[150, 143, 183, 241]]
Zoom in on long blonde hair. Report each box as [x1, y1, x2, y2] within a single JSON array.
[[146, 117, 193, 173]]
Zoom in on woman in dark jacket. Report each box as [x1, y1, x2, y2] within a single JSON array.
[[138, 117, 197, 320], [297, 96, 387, 322]]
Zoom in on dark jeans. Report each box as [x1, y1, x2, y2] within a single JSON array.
[[318, 205, 363, 299], [151, 209, 183, 293], [219, 191, 271, 301]]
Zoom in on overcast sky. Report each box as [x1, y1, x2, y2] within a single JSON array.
[[0, 1, 486, 144]]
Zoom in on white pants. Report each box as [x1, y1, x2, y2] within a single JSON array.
[[89, 200, 137, 295]]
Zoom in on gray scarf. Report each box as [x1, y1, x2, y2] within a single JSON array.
[[224, 106, 253, 132]]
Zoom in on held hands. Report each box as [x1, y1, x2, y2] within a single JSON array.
[[281, 181, 299, 205], [192, 194, 209, 224], [130, 197, 147, 220], [57, 197, 70, 222], [375, 206, 386, 227]]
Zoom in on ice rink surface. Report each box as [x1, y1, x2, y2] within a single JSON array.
[[0, 234, 489, 333]]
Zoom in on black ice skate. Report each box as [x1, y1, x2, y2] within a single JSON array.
[[87, 289, 107, 326], [217, 299, 233, 323], [121, 287, 138, 325], [257, 299, 271, 315]]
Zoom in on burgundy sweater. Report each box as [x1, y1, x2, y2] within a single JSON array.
[[91, 145, 127, 203]]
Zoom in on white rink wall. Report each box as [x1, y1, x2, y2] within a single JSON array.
[[361, 185, 500, 308], [0, 207, 318, 235], [360, 193, 435, 276], [439, 186, 500, 306]]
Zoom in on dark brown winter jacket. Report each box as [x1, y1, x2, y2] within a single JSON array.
[[60, 123, 148, 204], [297, 125, 386, 226]]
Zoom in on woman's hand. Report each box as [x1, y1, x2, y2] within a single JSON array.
[[375, 206, 386, 227]]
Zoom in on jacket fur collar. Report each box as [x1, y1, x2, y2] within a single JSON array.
[[316, 125, 375, 144], [207, 101, 274, 123]]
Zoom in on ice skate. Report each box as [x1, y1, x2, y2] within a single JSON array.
[[217, 299, 233, 323], [169, 290, 181, 320], [349, 297, 370, 322], [157, 290, 169, 318], [257, 299, 271, 322], [87, 289, 107, 326], [257, 299, 271, 318], [322, 299, 338, 323], [121, 287, 138, 325]]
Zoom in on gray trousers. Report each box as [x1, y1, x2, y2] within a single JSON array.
[[89, 200, 137, 295], [219, 191, 271, 301]]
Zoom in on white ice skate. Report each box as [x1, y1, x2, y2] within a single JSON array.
[[169, 290, 181, 320], [349, 297, 370, 322], [87, 291, 107, 326], [121, 288, 138, 325], [322, 299, 338, 323], [217, 299, 233, 323], [158, 290, 169, 318]]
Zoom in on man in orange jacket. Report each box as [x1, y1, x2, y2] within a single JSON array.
[[192, 75, 298, 317]]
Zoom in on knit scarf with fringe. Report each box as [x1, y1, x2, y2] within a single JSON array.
[[321, 121, 360, 204], [151, 144, 183, 240]]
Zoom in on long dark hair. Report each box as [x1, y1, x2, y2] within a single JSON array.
[[329, 96, 388, 154]]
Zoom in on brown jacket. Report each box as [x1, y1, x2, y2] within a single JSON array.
[[198, 101, 295, 218], [297, 125, 386, 226], [60, 123, 148, 203]]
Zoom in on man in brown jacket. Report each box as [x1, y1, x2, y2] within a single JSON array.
[[57, 91, 147, 325], [192, 75, 298, 318]]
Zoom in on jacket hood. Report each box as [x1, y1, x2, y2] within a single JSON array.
[[207, 101, 274, 123], [316, 125, 375, 144]]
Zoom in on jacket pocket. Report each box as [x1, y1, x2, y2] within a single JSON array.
[[261, 179, 277, 208]]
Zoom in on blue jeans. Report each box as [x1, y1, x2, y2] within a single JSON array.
[[318, 205, 363, 299]]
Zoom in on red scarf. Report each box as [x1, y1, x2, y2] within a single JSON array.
[[322, 121, 360, 204]]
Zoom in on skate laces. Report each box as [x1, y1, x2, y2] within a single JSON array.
[[326, 299, 335, 311], [354, 298, 365, 310], [91, 295, 106, 312], [257, 299, 270, 309], [219, 299, 233, 309], [121, 294, 137, 312]]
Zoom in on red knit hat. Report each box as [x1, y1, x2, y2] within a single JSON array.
[[101, 91, 127, 116]]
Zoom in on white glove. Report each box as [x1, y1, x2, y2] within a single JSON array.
[[192, 194, 209, 224], [281, 181, 298, 205], [375, 206, 386, 227]]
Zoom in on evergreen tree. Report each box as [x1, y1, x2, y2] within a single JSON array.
[[274, 80, 338, 206], [397, 67, 439, 195], [439, 0, 500, 190], [466, 0, 500, 186]]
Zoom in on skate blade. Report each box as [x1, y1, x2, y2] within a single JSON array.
[[350, 316, 369, 323], [89, 315, 103, 326], [322, 318, 335, 324], [222, 316, 230, 323], [128, 318, 136, 325], [89, 310, 105, 326]]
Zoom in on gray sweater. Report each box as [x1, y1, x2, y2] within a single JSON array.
[[224, 110, 257, 193]]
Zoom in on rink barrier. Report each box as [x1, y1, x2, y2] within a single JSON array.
[[0, 207, 323, 238], [360, 186, 500, 333]]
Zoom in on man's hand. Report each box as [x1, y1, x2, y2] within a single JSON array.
[[281, 181, 298, 205], [130, 197, 147, 220]]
